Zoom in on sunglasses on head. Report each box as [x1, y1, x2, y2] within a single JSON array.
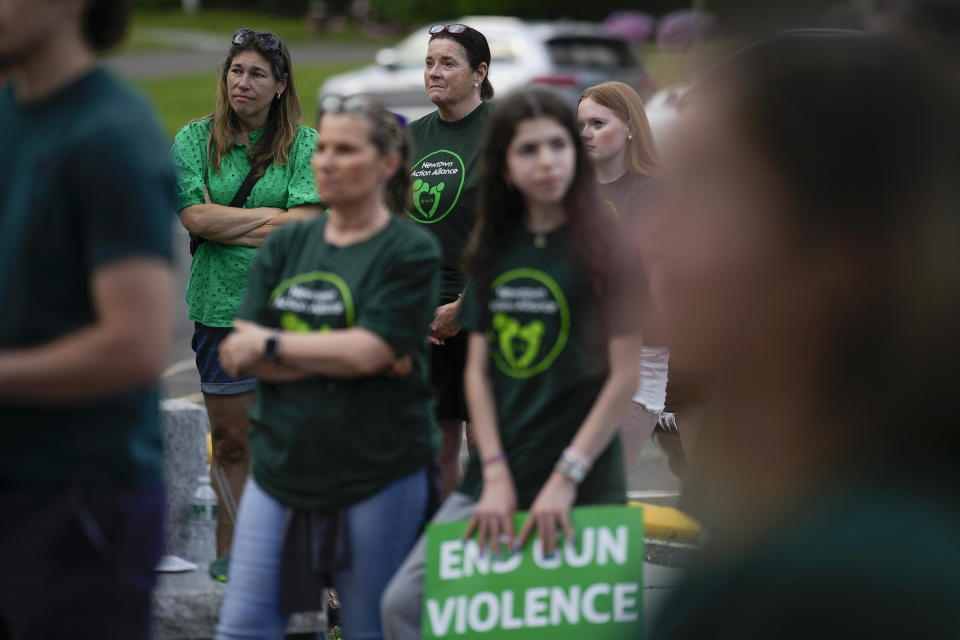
[[428, 24, 469, 36], [318, 94, 381, 116], [318, 94, 407, 127], [232, 28, 281, 51]]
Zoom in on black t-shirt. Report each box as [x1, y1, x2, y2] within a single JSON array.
[[0, 68, 175, 486], [408, 102, 494, 304]]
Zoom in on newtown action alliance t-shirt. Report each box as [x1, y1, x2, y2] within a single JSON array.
[[236, 216, 441, 510], [459, 224, 643, 509], [408, 101, 493, 304]]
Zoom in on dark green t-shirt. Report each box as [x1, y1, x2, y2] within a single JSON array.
[[236, 216, 441, 510], [0, 68, 174, 487], [653, 469, 960, 639], [459, 224, 636, 509], [408, 102, 493, 303]]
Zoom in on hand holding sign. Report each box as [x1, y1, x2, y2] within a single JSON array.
[[515, 472, 577, 554], [463, 461, 517, 556], [425, 505, 645, 639]]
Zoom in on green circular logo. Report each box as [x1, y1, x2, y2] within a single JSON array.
[[407, 149, 465, 224], [488, 268, 570, 379], [268, 271, 354, 333]]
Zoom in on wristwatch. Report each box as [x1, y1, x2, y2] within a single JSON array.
[[264, 330, 282, 362], [554, 448, 591, 485]]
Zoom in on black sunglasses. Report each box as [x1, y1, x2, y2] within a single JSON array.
[[232, 28, 281, 51], [428, 24, 469, 36]]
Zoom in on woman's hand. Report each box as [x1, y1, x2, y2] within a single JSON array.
[[219, 320, 271, 378], [385, 355, 413, 377], [515, 472, 577, 554], [431, 299, 462, 340], [463, 461, 517, 555]]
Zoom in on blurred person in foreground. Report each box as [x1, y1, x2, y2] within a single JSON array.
[[172, 29, 322, 559], [0, 0, 175, 637], [652, 31, 960, 638]]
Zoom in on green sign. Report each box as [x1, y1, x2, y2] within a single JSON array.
[[422, 505, 645, 639]]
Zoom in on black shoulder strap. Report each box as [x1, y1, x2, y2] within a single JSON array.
[[229, 161, 271, 208], [190, 159, 274, 256]]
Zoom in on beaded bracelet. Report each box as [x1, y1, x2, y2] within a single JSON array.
[[481, 452, 508, 469]]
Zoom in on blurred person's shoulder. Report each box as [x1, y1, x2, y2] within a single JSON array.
[[385, 215, 442, 262], [70, 67, 166, 145]]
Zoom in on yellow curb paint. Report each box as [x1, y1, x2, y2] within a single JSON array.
[[630, 501, 701, 543]]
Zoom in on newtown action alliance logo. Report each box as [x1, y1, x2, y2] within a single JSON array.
[[268, 271, 354, 333], [487, 268, 570, 379], [408, 149, 465, 224]]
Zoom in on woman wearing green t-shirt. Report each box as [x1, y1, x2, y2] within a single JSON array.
[[381, 88, 644, 640], [171, 29, 322, 555], [215, 96, 440, 639]]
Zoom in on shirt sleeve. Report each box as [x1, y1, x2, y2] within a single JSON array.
[[70, 121, 175, 270], [171, 121, 208, 212], [356, 231, 441, 356], [285, 126, 322, 209], [458, 280, 484, 334], [604, 234, 648, 337]]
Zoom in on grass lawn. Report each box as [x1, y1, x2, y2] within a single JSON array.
[[112, 9, 398, 54], [135, 63, 361, 139]]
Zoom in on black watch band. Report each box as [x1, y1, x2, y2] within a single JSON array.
[[264, 330, 282, 362]]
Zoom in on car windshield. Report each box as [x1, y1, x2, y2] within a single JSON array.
[[547, 37, 636, 68]]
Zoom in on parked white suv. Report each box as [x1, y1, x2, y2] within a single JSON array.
[[320, 15, 656, 122]]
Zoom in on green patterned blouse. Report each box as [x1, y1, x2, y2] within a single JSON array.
[[171, 119, 321, 327]]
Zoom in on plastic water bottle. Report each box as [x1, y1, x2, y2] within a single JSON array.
[[187, 475, 218, 564]]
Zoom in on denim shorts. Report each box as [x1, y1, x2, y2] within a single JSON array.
[[191, 322, 257, 395]]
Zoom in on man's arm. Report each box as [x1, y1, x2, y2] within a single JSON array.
[[0, 257, 174, 404]]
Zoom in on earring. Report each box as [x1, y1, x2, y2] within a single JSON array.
[[628, 134, 633, 140], [474, 83, 479, 88], [276, 92, 282, 100]]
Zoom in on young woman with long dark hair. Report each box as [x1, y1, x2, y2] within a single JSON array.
[[381, 88, 644, 639]]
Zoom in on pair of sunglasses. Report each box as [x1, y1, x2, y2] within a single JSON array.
[[319, 94, 408, 127], [232, 28, 281, 51], [318, 94, 381, 115], [428, 24, 469, 36]]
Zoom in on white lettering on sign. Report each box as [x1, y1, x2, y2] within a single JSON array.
[[613, 583, 640, 623], [425, 582, 641, 635], [439, 539, 462, 580], [439, 526, 630, 580], [582, 583, 611, 624], [597, 526, 629, 566], [467, 592, 499, 633], [523, 587, 549, 627]]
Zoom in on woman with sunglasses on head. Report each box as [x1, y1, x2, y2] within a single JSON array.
[[215, 95, 440, 639], [381, 88, 644, 640], [577, 83, 688, 465], [408, 23, 495, 497], [171, 29, 322, 559]]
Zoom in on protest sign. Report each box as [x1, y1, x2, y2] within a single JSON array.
[[422, 505, 645, 639]]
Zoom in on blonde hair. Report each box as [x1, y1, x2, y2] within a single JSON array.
[[204, 34, 302, 177], [580, 82, 664, 179]]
